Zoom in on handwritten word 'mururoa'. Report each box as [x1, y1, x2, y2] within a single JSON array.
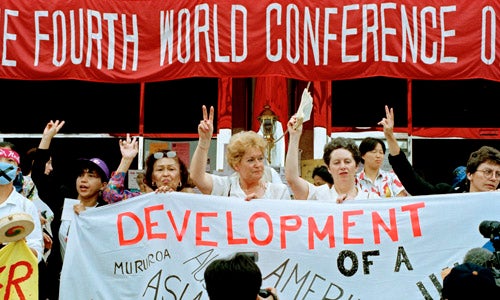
[[114, 248, 171, 275]]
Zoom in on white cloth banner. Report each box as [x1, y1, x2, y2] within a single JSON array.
[[59, 192, 500, 300]]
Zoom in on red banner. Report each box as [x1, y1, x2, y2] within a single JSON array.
[[0, 0, 498, 83]]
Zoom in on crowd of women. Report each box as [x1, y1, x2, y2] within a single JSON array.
[[1, 104, 499, 299]]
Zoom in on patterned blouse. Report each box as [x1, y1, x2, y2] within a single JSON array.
[[102, 171, 141, 204], [356, 169, 406, 197]]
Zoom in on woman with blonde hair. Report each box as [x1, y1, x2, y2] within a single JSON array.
[[190, 105, 290, 201]]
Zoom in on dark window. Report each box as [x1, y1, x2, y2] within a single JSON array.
[[144, 78, 218, 133], [412, 79, 500, 127], [412, 139, 500, 185], [331, 77, 408, 127], [0, 80, 140, 133]]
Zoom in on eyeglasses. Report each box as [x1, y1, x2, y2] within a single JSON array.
[[153, 151, 177, 159], [476, 168, 500, 179]]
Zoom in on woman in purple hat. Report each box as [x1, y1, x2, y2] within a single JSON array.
[[31, 120, 110, 261]]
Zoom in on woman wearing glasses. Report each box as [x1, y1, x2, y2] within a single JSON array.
[[190, 105, 291, 201], [381, 105, 500, 195], [103, 134, 194, 204]]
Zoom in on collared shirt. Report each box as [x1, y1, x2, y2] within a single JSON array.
[[210, 173, 291, 200], [356, 169, 406, 197], [0, 187, 44, 262]]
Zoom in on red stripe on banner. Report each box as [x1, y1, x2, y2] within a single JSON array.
[[0, 1, 497, 83]]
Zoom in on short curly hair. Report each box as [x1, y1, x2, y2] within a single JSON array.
[[466, 146, 500, 174], [226, 131, 267, 170], [323, 137, 361, 166]]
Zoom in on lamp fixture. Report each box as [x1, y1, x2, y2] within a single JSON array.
[[257, 104, 278, 164]]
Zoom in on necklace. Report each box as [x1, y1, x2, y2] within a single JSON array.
[[240, 180, 266, 195]]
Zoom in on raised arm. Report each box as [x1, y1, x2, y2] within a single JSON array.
[[285, 115, 309, 200], [31, 120, 66, 247], [32, 120, 65, 199], [103, 134, 141, 203], [190, 105, 214, 194], [38, 120, 65, 150], [115, 134, 138, 174], [379, 106, 400, 156], [380, 105, 450, 195]]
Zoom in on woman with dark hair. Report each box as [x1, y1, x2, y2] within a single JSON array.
[[381, 105, 500, 195], [143, 149, 192, 193], [103, 134, 194, 204], [312, 165, 333, 187], [31, 119, 111, 297], [356, 137, 408, 197], [285, 115, 379, 202]]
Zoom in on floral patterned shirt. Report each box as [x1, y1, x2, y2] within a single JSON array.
[[102, 171, 142, 203], [356, 169, 406, 197]]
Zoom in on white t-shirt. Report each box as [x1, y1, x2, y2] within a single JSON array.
[[211, 173, 291, 200], [0, 188, 44, 262], [306, 182, 380, 201]]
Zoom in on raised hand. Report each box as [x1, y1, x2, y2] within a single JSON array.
[[119, 133, 138, 160], [40, 120, 65, 149], [198, 105, 214, 143], [378, 105, 395, 135], [43, 120, 65, 138], [287, 115, 302, 136], [379, 105, 400, 156]]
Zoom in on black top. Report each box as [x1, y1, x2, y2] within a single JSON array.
[[388, 151, 464, 195]]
